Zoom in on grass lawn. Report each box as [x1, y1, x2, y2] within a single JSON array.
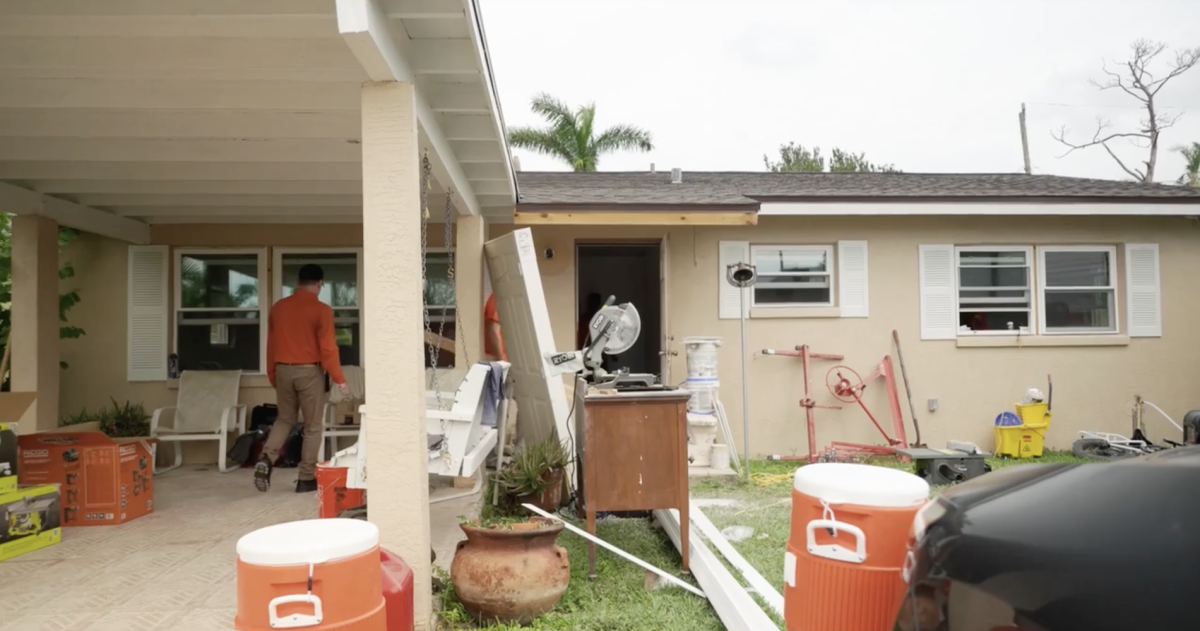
[[437, 452, 1092, 630], [695, 451, 1093, 595]]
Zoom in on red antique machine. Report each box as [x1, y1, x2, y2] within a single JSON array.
[[763, 344, 908, 462]]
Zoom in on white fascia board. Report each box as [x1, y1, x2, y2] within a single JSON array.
[[464, 0, 516, 205], [759, 201, 1200, 216], [0, 182, 150, 244], [336, 0, 481, 215]]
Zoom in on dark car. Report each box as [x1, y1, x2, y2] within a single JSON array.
[[896, 446, 1200, 631]]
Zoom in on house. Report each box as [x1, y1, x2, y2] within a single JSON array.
[[0, 1, 512, 626], [500, 170, 1200, 456]]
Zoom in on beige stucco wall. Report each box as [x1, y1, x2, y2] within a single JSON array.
[[59, 214, 1200, 459], [491, 215, 1200, 456], [58, 223, 461, 464]]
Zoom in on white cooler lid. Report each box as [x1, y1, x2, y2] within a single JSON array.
[[237, 518, 379, 566], [793, 463, 929, 507]]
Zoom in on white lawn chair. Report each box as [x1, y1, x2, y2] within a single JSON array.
[[318, 365, 365, 462], [150, 370, 246, 474], [331, 362, 508, 503], [426, 362, 506, 481]]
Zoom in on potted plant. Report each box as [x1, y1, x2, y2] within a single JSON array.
[[497, 434, 572, 514], [449, 515, 569, 624]]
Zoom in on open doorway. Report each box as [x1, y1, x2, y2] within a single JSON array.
[[575, 243, 662, 377]]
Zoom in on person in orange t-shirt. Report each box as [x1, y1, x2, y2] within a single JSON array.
[[483, 293, 507, 361], [255, 263, 348, 494]]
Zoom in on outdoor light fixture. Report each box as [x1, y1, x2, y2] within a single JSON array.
[[726, 262, 757, 476]]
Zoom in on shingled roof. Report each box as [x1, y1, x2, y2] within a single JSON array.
[[515, 171, 1200, 207]]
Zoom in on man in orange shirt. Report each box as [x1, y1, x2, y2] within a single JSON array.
[[483, 292, 507, 361], [256, 264, 349, 493]]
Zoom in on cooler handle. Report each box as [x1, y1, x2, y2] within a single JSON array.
[[806, 519, 866, 564], [268, 594, 324, 628]]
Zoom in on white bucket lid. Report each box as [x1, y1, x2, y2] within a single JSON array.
[[793, 463, 929, 508], [237, 518, 379, 566]]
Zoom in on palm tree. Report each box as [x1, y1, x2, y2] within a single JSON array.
[[508, 93, 654, 171], [1176, 142, 1200, 187]]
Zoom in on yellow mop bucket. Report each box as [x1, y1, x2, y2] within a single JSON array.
[[994, 376, 1052, 458]]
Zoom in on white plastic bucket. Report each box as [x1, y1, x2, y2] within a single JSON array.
[[685, 383, 717, 414], [710, 444, 731, 472], [682, 337, 722, 382]]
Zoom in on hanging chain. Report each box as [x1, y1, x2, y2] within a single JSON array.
[[420, 152, 448, 434], [441, 189, 470, 369]]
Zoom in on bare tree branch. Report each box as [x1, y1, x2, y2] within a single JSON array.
[[1052, 39, 1199, 183]]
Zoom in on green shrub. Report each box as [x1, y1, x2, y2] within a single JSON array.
[[61, 398, 150, 437]]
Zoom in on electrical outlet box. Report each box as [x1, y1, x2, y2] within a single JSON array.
[[928, 398, 939, 412]]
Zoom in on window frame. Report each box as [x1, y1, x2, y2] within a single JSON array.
[[173, 247, 270, 375], [271, 247, 364, 312], [748, 244, 835, 309], [273, 247, 364, 365], [424, 247, 458, 369], [1036, 245, 1119, 336], [954, 245, 1035, 336]]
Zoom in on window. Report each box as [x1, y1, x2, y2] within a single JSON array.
[[276, 250, 362, 367], [175, 249, 267, 373], [424, 250, 456, 369], [750, 245, 834, 307], [1038, 246, 1117, 334], [956, 247, 1032, 334]]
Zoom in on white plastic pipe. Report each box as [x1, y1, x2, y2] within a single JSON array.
[[521, 504, 706, 597], [1142, 399, 1184, 433]]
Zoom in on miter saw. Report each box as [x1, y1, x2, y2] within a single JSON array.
[[546, 296, 659, 390]]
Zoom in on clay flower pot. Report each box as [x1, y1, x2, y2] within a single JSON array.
[[515, 467, 565, 513], [450, 517, 570, 624]]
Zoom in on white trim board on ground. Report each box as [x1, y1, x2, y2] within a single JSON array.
[[690, 503, 784, 617], [655, 508, 780, 631]]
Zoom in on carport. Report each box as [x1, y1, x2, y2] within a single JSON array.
[[0, 1, 516, 627]]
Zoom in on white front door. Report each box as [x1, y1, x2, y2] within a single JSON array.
[[483, 228, 573, 477]]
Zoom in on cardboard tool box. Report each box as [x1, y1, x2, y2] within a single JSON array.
[[18, 423, 157, 526], [0, 483, 62, 562], [0, 393, 37, 494]]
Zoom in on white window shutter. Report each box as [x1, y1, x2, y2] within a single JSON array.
[[127, 245, 169, 381], [718, 240, 750, 320], [919, 244, 957, 340], [1125, 243, 1161, 337], [837, 240, 869, 317]]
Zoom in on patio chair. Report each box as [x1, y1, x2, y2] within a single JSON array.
[[318, 365, 365, 462], [150, 370, 246, 474]]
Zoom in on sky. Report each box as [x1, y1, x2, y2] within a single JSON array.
[[479, 0, 1200, 183]]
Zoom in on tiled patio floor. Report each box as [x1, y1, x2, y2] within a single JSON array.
[[0, 465, 478, 631]]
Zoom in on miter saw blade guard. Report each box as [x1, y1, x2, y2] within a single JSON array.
[[581, 297, 658, 389]]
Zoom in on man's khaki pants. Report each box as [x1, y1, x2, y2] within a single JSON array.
[[263, 364, 325, 482]]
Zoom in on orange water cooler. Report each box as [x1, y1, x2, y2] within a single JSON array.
[[783, 463, 929, 631], [235, 518, 386, 630], [316, 462, 366, 519]]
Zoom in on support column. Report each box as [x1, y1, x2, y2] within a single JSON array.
[[10, 215, 60, 432], [454, 215, 485, 367], [360, 81, 432, 626]]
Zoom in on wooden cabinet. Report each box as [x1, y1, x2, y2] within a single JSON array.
[[573, 380, 690, 577]]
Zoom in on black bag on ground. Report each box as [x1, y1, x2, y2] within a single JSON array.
[[250, 404, 278, 432], [226, 430, 261, 466], [276, 424, 305, 468]]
